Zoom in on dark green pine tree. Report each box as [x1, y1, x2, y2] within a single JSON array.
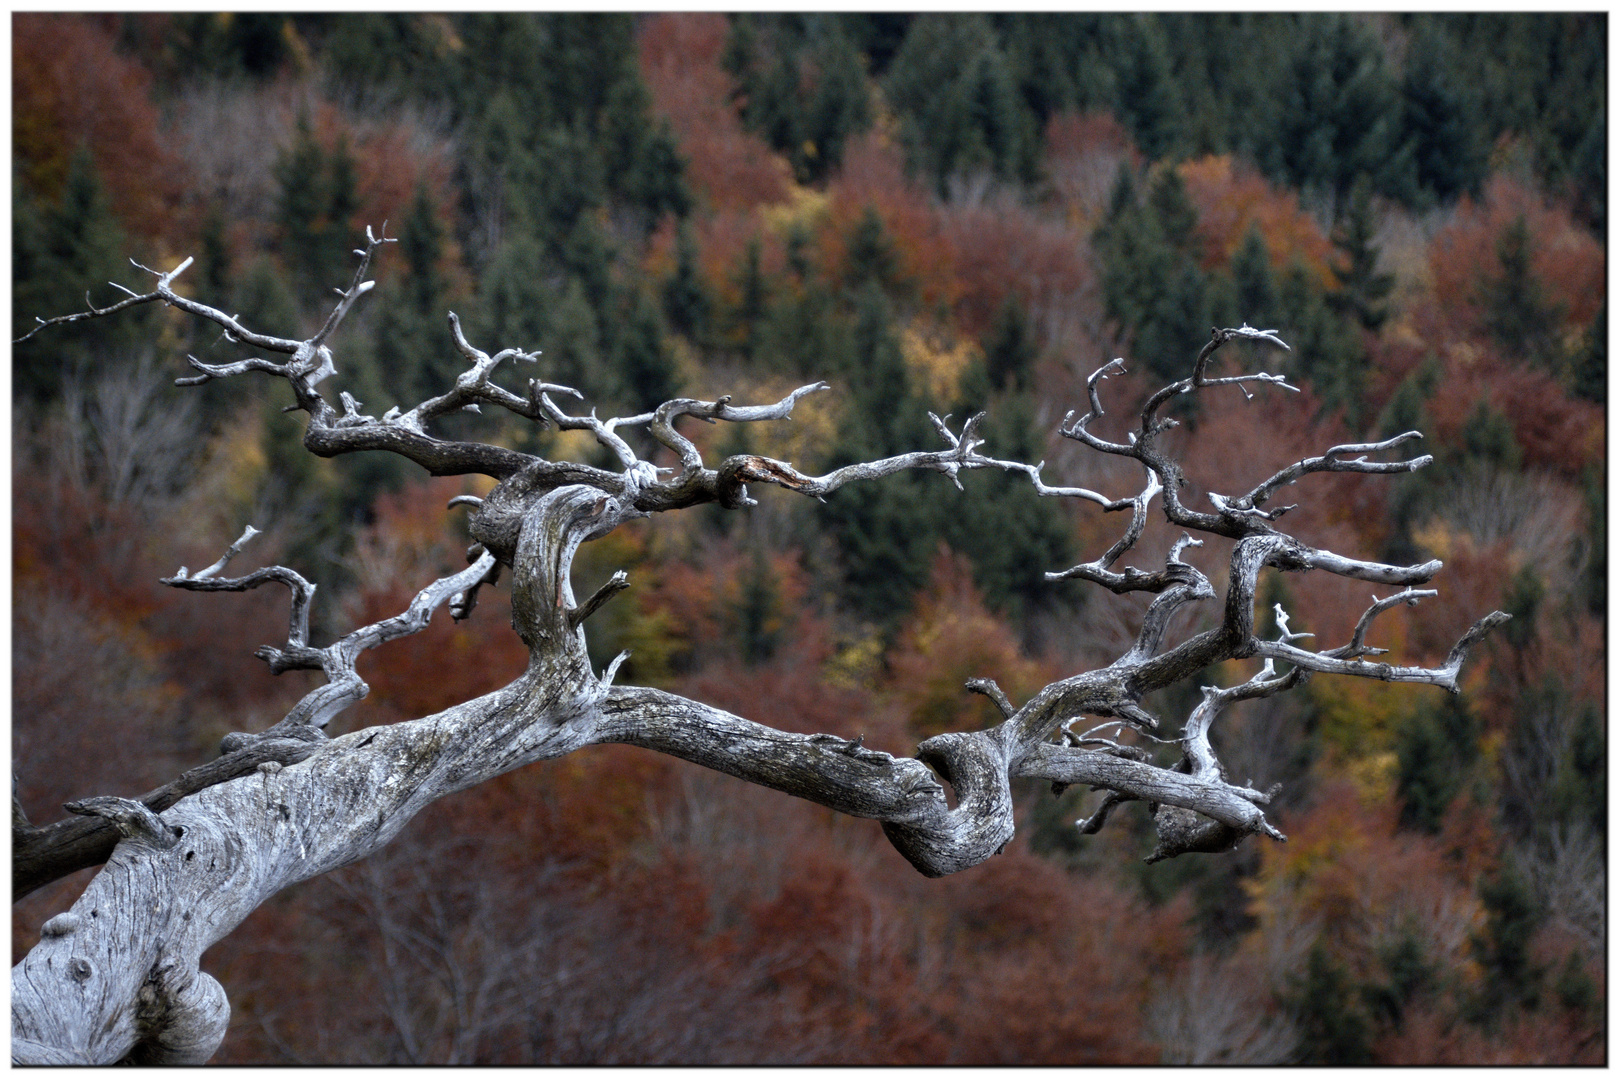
[[842, 205, 904, 297], [542, 277, 618, 407], [1551, 699, 1605, 838], [474, 229, 552, 361], [662, 222, 711, 344], [940, 395, 1075, 617], [195, 204, 234, 304], [316, 13, 456, 98], [818, 284, 943, 624], [1399, 23, 1488, 205], [13, 145, 140, 399], [800, 17, 873, 182], [1395, 692, 1479, 833], [1366, 927, 1435, 1029], [521, 125, 608, 249], [1146, 161, 1200, 257], [754, 271, 843, 379], [1568, 301, 1605, 404], [725, 15, 872, 185], [1274, 260, 1366, 424], [170, 12, 297, 81], [1500, 564, 1544, 652], [231, 256, 302, 346], [1326, 176, 1396, 330], [369, 184, 454, 410], [1374, 358, 1441, 565], [1472, 859, 1546, 1012], [614, 289, 681, 412], [720, 13, 758, 91], [982, 295, 1038, 393], [558, 214, 617, 327], [1478, 215, 1565, 369], [274, 113, 360, 313], [990, 13, 1094, 133], [884, 13, 1036, 193], [731, 546, 784, 666], [839, 13, 913, 78], [1291, 944, 1375, 1064], [599, 73, 691, 222], [1262, 14, 1415, 206], [730, 237, 770, 361], [1228, 224, 1277, 327], [1109, 14, 1186, 161], [1097, 166, 1212, 384], [1457, 399, 1523, 474]]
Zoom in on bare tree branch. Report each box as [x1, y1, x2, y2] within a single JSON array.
[[13, 245, 1512, 1064]]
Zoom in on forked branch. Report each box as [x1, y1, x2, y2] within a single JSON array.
[[14, 247, 1512, 1065]]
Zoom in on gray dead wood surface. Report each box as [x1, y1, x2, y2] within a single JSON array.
[[13, 246, 1508, 1064]]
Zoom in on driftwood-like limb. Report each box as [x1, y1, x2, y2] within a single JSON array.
[[14, 247, 1513, 1064], [14, 531, 507, 903], [13, 736, 326, 902], [964, 678, 1017, 719], [164, 527, 498, 731], [1236, 431, 1433, 512], [568, 570, 630, 631]]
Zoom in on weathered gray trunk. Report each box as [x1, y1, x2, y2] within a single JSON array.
[[12, 485, 611, 1063], [13, 241, 1510, 1064]]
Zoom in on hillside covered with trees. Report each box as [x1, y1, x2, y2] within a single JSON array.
[[11, 13, 1605, 1064]]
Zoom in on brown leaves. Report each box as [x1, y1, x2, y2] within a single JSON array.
[[887, 548, 1051, 739], [1179, 154, 1335, 284], [1428, 174, 1604, 336], [638, 13, 793, 213], [13, 14, 185, 240]]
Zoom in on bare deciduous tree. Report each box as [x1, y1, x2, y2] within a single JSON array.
[[11, 235, 1507, 1064]]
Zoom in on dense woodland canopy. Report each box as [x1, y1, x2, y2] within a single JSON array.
[[11, 12, 1605, 1064]]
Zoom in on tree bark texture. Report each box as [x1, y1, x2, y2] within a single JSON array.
[[13, 246, 1508, 1064]]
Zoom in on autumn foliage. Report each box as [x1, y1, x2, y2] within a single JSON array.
[[12, 12, 1603, 1065]]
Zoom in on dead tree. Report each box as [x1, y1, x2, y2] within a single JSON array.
[[11, 235, 1507, 1064]]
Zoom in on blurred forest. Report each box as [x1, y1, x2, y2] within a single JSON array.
[[10, 12, 1605, 1064]]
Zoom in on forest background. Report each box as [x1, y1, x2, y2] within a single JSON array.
[[9, 11, 1606, 1064]]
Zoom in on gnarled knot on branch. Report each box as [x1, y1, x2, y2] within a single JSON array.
[[11, 231, 1513, 1065]]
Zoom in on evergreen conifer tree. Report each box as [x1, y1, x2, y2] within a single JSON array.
[[731, 238, 769, 362], [1400, 23, 1488, 204], [1478, 215, 1565, 369], [13, 146, 137, 398], [615, 289, 681, 411], [1097, 165, 1213, 384], [663, 223, 711, 344], [274, 114, 360, 312], [1395, 693, 1478, 832], [1109, 15, 1185, 161], [1275, 260, 1366, 423], [1228, 224, 1276, 326], [941, 396, 1075, 617], [1568, 301, 1605, 404], [543, 277, 617, 406], [819, 284, 940, 622], [731, 546, 784, 666], [1263, 15, 1414, 206], [1326, 176, 1395, 330], [842, 206, 903, 297], [475, 230, 553, 362], [884, 13, 1036, 192], [982, 295, 1038, 393], [1473, 859, 1545, 1011], [369, 184, 455, 409], [1292, 944, 1375, 1064]]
